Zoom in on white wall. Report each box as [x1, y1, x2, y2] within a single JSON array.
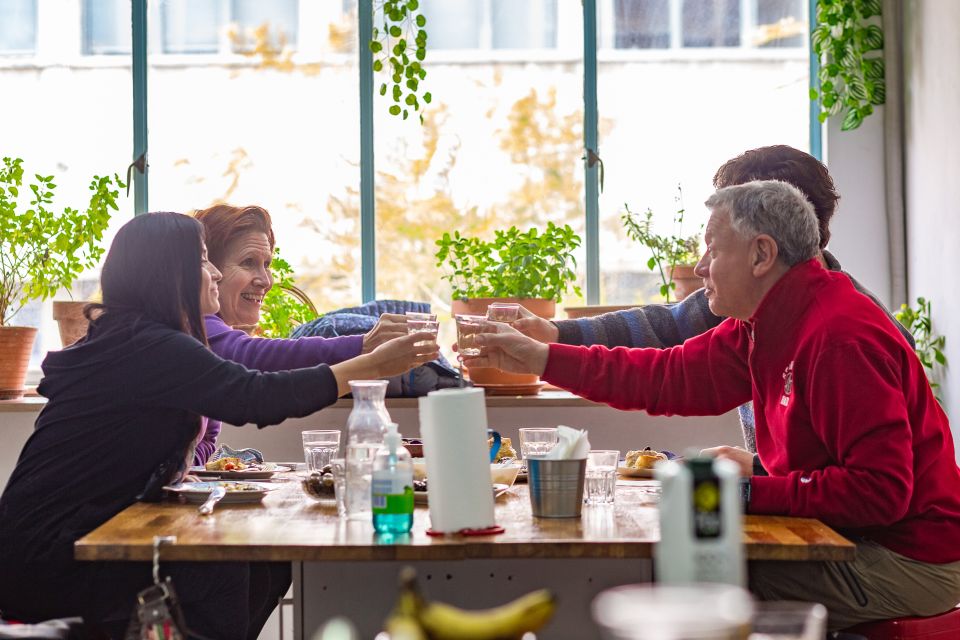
[[903, 0, 960, 429]]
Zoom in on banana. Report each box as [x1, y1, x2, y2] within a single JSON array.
[[416, 588, 557, 640], [385, 614, 429, 640], [383, 567, 429, 640]]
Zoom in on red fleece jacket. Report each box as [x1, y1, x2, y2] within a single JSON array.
[[544, 260, 960, 563]]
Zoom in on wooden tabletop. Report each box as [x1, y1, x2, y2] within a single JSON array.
[[75, 476, 854, 563]]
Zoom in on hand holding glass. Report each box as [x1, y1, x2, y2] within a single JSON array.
[[302, 429, 341, 471], [585, 449, 619, 505], [455, 314, 485, 356], [405, 311, 437, 322], [486, 302, 520, 323], [408, 319, 439, 347]]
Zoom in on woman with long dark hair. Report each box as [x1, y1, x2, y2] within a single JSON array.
[[0, 212, 436, 638]]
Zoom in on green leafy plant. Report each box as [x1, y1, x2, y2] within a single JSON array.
[[810, 0, 885, 131], [0, 156, 125, 326], [435, 223, 583, 303], [621, 188, 702, 302], [895, 297, 948, 400], [258, 248, 319, 339], [371, 0, 430, 122]]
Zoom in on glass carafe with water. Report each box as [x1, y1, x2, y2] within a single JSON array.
[[344, 380, 392, 520]]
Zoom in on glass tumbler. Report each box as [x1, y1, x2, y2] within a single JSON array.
[[486, 302, 520, 323], [585, 449, 620, 504], [455, 314, 486, 356], [302, 429, 341, 471], [518, 427, 559, 462]]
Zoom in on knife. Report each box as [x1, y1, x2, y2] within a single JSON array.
[[198, 486, 227, 515]]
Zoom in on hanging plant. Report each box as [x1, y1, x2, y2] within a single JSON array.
[[371, 0, 431, 122], [810, 0, 886, 131]]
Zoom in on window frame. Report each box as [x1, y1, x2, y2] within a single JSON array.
[[127, 0, 820, 306]]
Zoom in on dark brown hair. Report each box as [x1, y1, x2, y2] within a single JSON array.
[[712, 145, 839, 248], [86, 212, 207, 344], [193, 204, 275, 269]]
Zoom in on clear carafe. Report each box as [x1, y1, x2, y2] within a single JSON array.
[[344, 380, 392, 520]]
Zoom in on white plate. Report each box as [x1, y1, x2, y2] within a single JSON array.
[[413, 483, 510, 506], [164, 481, 275, 504], [189, 463, 291, 480], [617, 465, 655, 478]]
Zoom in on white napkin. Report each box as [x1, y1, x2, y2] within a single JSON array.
[[543, 425, 591, 460]]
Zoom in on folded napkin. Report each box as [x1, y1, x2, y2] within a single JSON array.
[[543, 425, 591, 460], [208, 444, 264, 465]]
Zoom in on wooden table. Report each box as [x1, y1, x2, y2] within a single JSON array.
[[76, 477, 853, 563], [76, 477, 853, 639]]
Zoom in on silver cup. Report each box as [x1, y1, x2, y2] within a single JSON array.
[[527, 458, 586, 518]]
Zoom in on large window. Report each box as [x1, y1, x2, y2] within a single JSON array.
[[421, 0, 559, 50], [0, 0, 37, 54]]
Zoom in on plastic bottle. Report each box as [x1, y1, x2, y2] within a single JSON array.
[[372, 423, 414, 534], [654, 455, 745, 587], [345, 380, 391, 521]]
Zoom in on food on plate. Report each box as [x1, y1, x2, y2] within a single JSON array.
[[489, 436, 517, 462], [219, 482, 263, 492], [625, 447, 667, 470], [205, 456, 247, 471]]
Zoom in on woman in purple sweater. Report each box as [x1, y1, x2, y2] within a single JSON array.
[[192, 204, 408, 463]]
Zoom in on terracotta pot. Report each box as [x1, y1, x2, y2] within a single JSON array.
[[451, 297, 556, 389], [0, 326, 38, 400], [53, 300, 90, 347], [669, 265, 702, 301]]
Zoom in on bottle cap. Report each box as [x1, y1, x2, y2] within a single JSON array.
[[384, 422, 401, 454]]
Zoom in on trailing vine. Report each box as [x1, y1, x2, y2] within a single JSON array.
[[371, 0, 431, 122], [810, 0, 885, 131]]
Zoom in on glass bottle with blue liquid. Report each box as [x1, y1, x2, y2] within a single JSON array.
[[371, 422, 414, 534]]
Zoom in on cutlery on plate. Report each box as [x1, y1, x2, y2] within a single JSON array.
[[198, 486, 227, 515]]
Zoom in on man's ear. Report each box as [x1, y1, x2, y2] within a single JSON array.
[[751, 234, 780, 277]]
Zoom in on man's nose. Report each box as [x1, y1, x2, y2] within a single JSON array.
[[694, 254, 709, 278]]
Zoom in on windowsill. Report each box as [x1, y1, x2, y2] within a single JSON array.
[[0, 389, 603, 414]]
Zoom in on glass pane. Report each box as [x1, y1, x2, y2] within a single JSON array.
[[83, 0, 131, 55], [1, 11, 133, 369], [162, 0, 220, 54], [374, 1, 585, 357], [613, 0, 670, 49], [753, 0, 806, 48], [420, 0, 483, 49], [0, 0, 37, 54], [231, 0, 299, 51], [596, 1, 810, 304], [682, 0, 740, 48], [492, 0, 558, 49], [148, 1, 359, 316]]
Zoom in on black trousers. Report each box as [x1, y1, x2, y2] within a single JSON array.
[[0, 560, 291, 640]]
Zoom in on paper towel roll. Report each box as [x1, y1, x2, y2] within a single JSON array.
[[419, 387, 496, 532]]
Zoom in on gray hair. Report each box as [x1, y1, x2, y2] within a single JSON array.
[[705, 180, 820, 266]]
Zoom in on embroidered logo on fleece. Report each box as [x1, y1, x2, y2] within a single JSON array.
[[780, 360, 794, 406]]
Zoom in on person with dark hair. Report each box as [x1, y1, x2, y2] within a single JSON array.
[[0, 212, 435, 639], [190, 203, 408, 464], [511, 145, 912, 473], [465, 181, 960, 630]]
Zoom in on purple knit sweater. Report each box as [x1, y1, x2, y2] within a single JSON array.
[[193, 315, 364, 464]]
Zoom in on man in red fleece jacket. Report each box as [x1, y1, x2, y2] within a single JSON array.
[[464, 180, 960, 629]]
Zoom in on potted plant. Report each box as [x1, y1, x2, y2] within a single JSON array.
[[621, 188, 702, 303], [0, 156, 124, 399], [895, 297, 948, 402], [435, 222, 582, 391]]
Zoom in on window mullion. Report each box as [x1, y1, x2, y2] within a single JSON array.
[[132, 0, 148, 215], [359, 0, 376, 302], [583, 0, 600, 305]]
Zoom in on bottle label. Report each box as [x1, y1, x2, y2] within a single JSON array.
[[371, 473, 414, 514]]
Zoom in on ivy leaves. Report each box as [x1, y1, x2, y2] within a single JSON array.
[[895, 297, 948, 402], [435, 223, 583, 303], [810, 0, 885, 131], [371, 0, 431, 122], [0, 157, 124, 325]]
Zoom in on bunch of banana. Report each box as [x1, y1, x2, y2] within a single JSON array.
[[383, 567, 557, 640]]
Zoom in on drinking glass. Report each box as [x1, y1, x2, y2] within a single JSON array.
[[330, 457, 348, 518], [585, 449, 619, 505], [455, 314, 486, 356], [405, 311, 437, 322], [302, 429, 341, 471], [486, 302, 520, 323], [518, 427, 559, 461], [407, 318, 439, 346]]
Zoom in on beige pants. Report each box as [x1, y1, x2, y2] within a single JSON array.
[[749, 541, 960, 631]]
